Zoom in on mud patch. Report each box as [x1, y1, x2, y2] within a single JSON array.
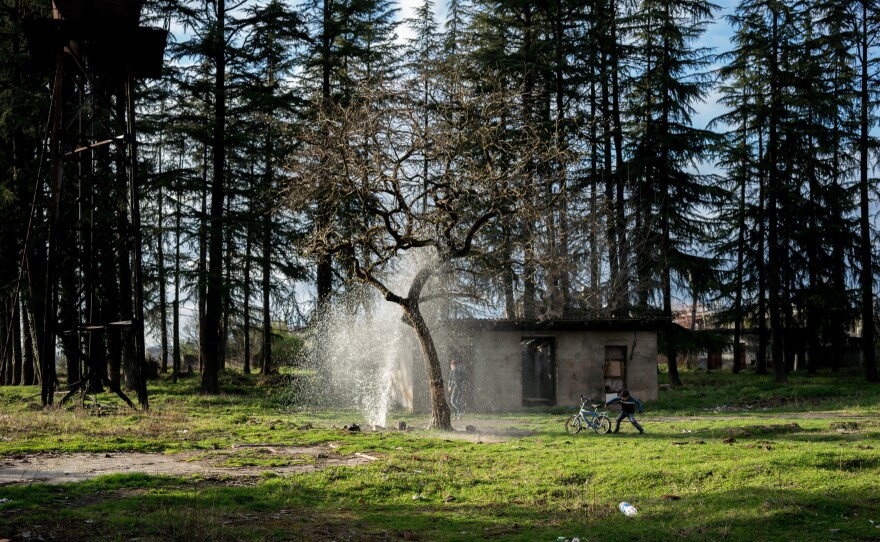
[[829, 421, 861, 432], [0, 444, 374, 486], [440, 421, 536, 443], [723, 422, 803, 438]]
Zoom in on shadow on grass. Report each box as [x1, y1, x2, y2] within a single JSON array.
[[2, 471, 879, 541]]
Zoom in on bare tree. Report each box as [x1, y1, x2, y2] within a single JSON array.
[[287, 72, 560, 430]]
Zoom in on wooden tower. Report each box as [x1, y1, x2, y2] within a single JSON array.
[[24, 0, 166, 408]]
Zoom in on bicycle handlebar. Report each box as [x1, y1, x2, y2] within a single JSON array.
[[580, 395, 606, 409]]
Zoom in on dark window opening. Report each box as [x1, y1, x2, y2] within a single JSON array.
[[604, 345, 626, 393], [521, 337, 556, 407]]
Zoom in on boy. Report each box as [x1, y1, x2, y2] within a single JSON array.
[[447, 359, 466, 420], [606, 388, 644, 434]]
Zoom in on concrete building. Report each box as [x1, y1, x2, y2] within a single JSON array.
[[396, 319, 661, 412]]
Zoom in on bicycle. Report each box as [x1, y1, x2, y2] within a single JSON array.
[[565, 396, 612, 434]]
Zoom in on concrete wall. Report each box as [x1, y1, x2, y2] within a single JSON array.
[[406, 326, 658, 412], [553, 329, 658, 406]]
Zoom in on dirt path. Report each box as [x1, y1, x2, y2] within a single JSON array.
[[0, 444, 375, 486]]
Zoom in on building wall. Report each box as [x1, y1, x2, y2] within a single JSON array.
[[555, 329, 658, 406], [417, 327, 658, 412]]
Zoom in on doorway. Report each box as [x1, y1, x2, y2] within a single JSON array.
[[521, 337, 556, 406], [604, 345, 626, 394]]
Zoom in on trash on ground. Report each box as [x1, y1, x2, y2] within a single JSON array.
[[619, 502, 638, 516]]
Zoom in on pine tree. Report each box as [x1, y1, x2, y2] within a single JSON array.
[[298, 0, 400, 314], [627, 0, 721, 386], [233, 0, 307, 374], [0, 0, 49, 386], [853, 0, 880, 382]]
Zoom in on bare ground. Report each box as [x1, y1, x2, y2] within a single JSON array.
[[0, 444, 374, 486], [0, 420, 526, 486]]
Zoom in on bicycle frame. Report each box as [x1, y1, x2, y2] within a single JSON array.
[[565, 396, 612, 435]]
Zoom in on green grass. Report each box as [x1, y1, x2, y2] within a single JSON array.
[[0, 368, 878, 541]]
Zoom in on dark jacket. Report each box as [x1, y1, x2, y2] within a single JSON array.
[[448, 365, 465, 389], [607, 395, 643, 414]]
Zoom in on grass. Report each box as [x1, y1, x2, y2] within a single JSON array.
[[0, 368, 878, 541]]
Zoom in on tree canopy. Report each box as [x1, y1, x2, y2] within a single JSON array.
[[1, 0, 879, 410]]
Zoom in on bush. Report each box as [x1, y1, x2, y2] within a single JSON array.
[[273, 334, 306, 368]]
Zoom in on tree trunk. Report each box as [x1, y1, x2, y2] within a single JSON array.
[[369, 262, 453, 431], [157, 186, 169, 374], [858, 3, 878, 382], [732, 124, 747, 374], [610, 0, 627, 300], [261, 210, 273, 374], [202, 0, 227, 394], [588, 72, 600, 311], [660, 25, 681, 387], [523, 246, 536, 320], [41, 42, 63, 405], [172, 186, 182, 384], [12, 297, 23, 385], [402, 301, 451, 431], [221, 202, 232, 372], [756, 129, 768, 375], [243, 205, 253, 375], [22, 299, 35, 385], [767, 10, 787, 384], [117, 86, 138, 393], [1, 301, 8, 385], [601, 53, 618, 311], [315, 0, 335, 312], [198, 149, 208, 374]]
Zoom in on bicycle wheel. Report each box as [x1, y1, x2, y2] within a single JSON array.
[[593, 415, 612, 434], [565, 415, 582, 434]]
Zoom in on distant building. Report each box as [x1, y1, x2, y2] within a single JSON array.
[[392, 319, 662, 412]]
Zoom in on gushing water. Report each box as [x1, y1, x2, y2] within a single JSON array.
[[313, 302, 405, 427], [302, 250, 442, 427]]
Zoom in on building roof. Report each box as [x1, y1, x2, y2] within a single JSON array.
[[449, 318, 668, 332]]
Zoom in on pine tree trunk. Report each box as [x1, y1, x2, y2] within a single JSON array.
[[172, 188, 182, 384], [202, 0, 227, 394], [12, 297, 23, 385], [756, 130, 768, 375], [23, 300, 36, 386], [733, 125, 747, 374], [261, 210, 273, 375], [157, 186, 169, 374], [767, 10, 787, 384], [315, 0, 334, 311], [858, 3, 878, 382], [243, 209, 253, 375], [198, 150, 208, 374]]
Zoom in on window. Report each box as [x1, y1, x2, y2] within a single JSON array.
[[604, 346, 626, 393]]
